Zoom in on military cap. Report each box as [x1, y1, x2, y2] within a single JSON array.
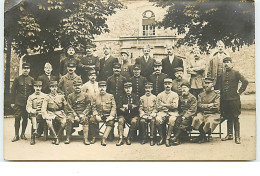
[[181, 82, 190, 88], [174, 67, 184, 73], [164, 78, 173, 83], [34, 81, 42, 86], [98, 81, 107, 87], [154, 60, 162, 66], [133, 64, 141, 70], [223, 57, 232, 63], [124, 82, 132, 88], [88, 69, 96, 75], [73, 79, 82, 86], [121, 51, 129, 56], [86, 44, 95, 49], [204, 77, 214, 83], [67, 61, 76, 67], [113, 62, 121, 68], [50, 81, 58, 86], [144, 82, 153, 87], [22, 63, 30, 68]]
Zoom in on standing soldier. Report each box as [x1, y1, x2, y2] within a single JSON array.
[[11, 63, 34, 142], [155, 78, 179, 147], [173, 82, 197, 145], [89, 81, 116, 146], [220, 57, 248, 144], [58, 62, 82, 98], [207, 40, 229, 90], [99, 44, 119, 81], [135, 44, 155, 80], [148, 60, 168, 96], [60, 46, 80, 76], [162, 43, 184, 80], [139, 82, 157, 146], [120, 50, 133, 81], [129, 64, 147, 100], [187, 46, 206, 98], [192, 78, 220, 143], [116, 82, 139, 146], [172, 67, 189, 96], [41, 81, 69, 145], [82, 70, 99, 99], [65, 80, 92, 145], [78, 45, 100, 83], [26, 81, 46, 145]]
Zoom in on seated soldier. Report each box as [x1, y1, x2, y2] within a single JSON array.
[[173, 82, 197, 145], [155, 78, 179, 147], [26, 81, 47, 145], [116, 82, 139, 146], [191, 78, 220, 143], [89, 81, 116, 146], [139, 82, 157, 146], [41, 81, 70, 145], [65, 80, 92, 145]]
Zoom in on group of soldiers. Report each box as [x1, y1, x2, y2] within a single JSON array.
[[10, 40, 248, 147]]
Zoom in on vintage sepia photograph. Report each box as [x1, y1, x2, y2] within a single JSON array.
[[3, 0, 255, 160]]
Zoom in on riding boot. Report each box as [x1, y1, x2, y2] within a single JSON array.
[[166, 125, 174, 147], [83, 125, 90, 145], [157, 124, 164, 145], [12, 119, 20, 142], [126, 128, 134, 145], [101, 126, 112, 146], [30, 128, 36, 145], [56, 127, 64, 145], [116, 124, 124, 146], [140, 122, 147, 144], [65, 122, 72, 144], [221, 119, 234, 141], [21, 117, 28, 140], [90, 123, 97, 144], [234, 118, 241, 144]]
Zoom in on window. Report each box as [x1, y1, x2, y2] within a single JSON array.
[[142, 10, 155, 36]]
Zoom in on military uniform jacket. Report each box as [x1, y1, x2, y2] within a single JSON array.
[[148, 73, 168, 96], [92, 93, 116, 117], [37, 73, 58, 94], [60, 57, 80, 76], [99, 56, 118, 81], [58, 73, 82, 97], [67, 92, 92, 116], [106, 74, 127, 101], [11, 75, 35, 106], [139, 94, 157, 117], [135, 56, 155, 79], [187, 58, 206, 89], [178, 92, 197, 118], [198, 90, 220, 114], [78, 55, 100, 74], [26, 92, 47, 115], [41, 93, 69, 120], [118, 93, 139, 117], [220, 69, 248, 101], [121, 62, 133, 80], [129, 76, 147, 99], [162, 55, 183, 79], [172, 78, 189, 96], [82, 81, 99, 99], [156, 91, 179, 112]]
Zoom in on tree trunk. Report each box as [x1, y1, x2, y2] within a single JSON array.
[[4, 38, 11, 96]]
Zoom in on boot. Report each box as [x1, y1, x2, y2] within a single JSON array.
[[166, 125, 174, 147], [12, 118, 20, 142], [165, 139, 170, 147], [12, 136, 19, 142], [101, 137, 107, 146], [116, 138, 124, 146], [126, 138, 131, 145], [157, 124, 164, 145], [89, 123, 97, 144], [221, 119, 234, 141], [20, 133, 27, 140], [141, 139, 146, 145], [90, 137, 96, 144], [150, 138, 155, 146], [234, 119, 241, 144], [126, 127, 135, 145], [117, 123, 124, 146], [83, 125, 90, 145], [30, 129, 36, 145], [21, 116, 28, 139], [55, 138, 60, 145]]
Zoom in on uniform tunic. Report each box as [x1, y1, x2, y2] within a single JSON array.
[[139, 94, 157, 118], [118, 93, 139, 117], [192, 90, 220, 133], [78, 55, 100, 83], [82, 81, 99, 99], [26, 92, 47, 118], [120, 62, 133, 81], [58, 73, 82, 97], [172, 78, 189, 96], [129, 76, 147, 99], [148, 73, 168, 96], [60, 57, 80, 76], [37, 74, 58, 94], [187, 58, 205, 89]]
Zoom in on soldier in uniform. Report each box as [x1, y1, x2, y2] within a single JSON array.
[[120, 50, 133, 80], [89, 81, 116, 146], [116, 82, 139, 146], [162, 43, 184, 80], [82, 70, 99, 99], [11, 63, 34, 142], [129, 64, 147, 100], [60, 46, 80, 76], [26, 81, 46, 145], [172, 67, 189, 96], [41, 81, 70, 145], [139, 82, 157, 146], [78, 45, 100, 83], [172, 82, 197, 145], [135, 45, 155, 80], [187, 46, 206, 98], [220, 57, 248, 144], [155, 78, 179, 147], [148, 60, 168, 96], [58, 62, 82, 98], [191, 78, 220, 143], [207, 40, 229, 90], [99, 44, 119, 81], [65, 80, 92, 145]]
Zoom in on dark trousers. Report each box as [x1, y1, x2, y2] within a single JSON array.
[[14, 105, 28, 136]]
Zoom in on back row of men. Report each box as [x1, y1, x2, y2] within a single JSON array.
[[10, 41, 248, 147]]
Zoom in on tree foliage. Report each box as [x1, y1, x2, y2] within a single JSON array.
[[5, 0, 124, 56], [155, 0, 255, 52]]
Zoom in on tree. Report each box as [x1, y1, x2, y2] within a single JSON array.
[[155, 0, 255, 52]]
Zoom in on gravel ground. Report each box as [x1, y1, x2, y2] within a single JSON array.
[[4, 110, 256, 161]]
